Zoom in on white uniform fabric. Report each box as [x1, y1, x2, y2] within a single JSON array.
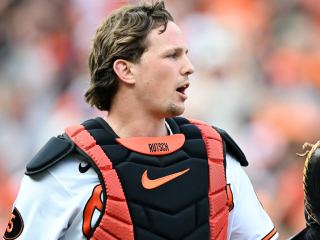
[[4, 123, 278, 240], [226, 154, 278, 240]]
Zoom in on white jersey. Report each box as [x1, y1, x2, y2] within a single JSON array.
[[4, 153, 278, 240]]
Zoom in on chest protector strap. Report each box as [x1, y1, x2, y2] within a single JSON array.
[[65, 125, 134, 240], [189, 119, 228, 240]]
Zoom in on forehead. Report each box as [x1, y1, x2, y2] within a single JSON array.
[[146, 21, 187, 52]]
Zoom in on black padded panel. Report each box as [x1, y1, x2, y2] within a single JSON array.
[[183, 223, 210, 240], [158, 149, 190, 167], [195, 198, 210, 227], [100, 145, 130, 167], [25, 137, 74, 175], [181, 140, 207, 160], [114, 159, 209, 214], [165, 117, 181, 134], [180, 124, 203, 140], [125, 151, 161, 167], [172, 116, 190, 126], [88, 129, 118, 145], [82, 119, 104, 131], [128, 202, 150, 230], [146, 205, 195, 240], [134, 227, 167, 240]]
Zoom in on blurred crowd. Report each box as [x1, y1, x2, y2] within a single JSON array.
[[1, 0, 320, 239]]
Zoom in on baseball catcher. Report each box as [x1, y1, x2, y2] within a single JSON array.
[[3, 1, 278, 239]]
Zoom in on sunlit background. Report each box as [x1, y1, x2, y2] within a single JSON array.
[[1, 0, 320, 239]]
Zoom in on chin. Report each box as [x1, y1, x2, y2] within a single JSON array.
[[166, 102, 185, 117]]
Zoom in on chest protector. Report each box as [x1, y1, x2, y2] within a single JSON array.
[[26, 116, 248, 240], [65, 116, 228, 240]]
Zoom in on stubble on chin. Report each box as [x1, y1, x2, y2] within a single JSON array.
[[166, 102, 184, 117]]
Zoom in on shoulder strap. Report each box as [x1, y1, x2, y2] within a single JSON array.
[[212, 127, 248, 166], [25, 135, 75, 175], [65, 124, 134, 240], [188, 118, 228, 240], [170, 116, 248, 166]]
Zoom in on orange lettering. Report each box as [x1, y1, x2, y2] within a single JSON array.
[[7, 214, 16, 233], [83, 185, 103, 237]]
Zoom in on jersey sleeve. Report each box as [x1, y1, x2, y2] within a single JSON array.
[[3, 170, 79, 240], [226, 154, 279, 240]]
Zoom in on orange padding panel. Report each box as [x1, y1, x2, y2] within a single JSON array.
[[188, 119, 229, 240], [65, 125, 134, 240], [115, 134, 185, 156]]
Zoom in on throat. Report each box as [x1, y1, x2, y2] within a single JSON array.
[[106, 115, 169, 138]]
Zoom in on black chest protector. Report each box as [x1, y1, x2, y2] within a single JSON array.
[[26, 117, 247, 240]]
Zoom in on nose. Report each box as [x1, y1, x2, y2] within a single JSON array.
[[181, 56, 195, 76]]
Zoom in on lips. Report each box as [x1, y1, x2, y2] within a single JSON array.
[[176, 85, 187, 93], [176, 82, 189, 100]]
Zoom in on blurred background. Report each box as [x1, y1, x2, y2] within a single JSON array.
[[1, 0, 320, 238]]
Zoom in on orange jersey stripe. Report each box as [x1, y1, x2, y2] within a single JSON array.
[[262, 227, 277, 240]]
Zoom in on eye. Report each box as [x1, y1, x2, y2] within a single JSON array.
[[168, 53, 177, 59]]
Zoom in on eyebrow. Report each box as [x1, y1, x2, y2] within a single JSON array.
[[164, 47, 189, 55], [173, 47, 189, 54]]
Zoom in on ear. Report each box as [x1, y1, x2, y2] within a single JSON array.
[[113, 59, 135, 84]]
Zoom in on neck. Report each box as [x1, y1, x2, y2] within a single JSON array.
[[105, 82, 171, 138], [106, 108, 168, 139]]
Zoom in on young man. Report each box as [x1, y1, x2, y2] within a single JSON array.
[[3, 1, 278, 240]]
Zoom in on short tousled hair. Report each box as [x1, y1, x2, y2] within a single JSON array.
[[84, 1, 174, 111]]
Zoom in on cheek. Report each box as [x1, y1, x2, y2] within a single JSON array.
[[149, 66, 176, 98], [137, 57, 178, 96], [152, 63, 176, 86]]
